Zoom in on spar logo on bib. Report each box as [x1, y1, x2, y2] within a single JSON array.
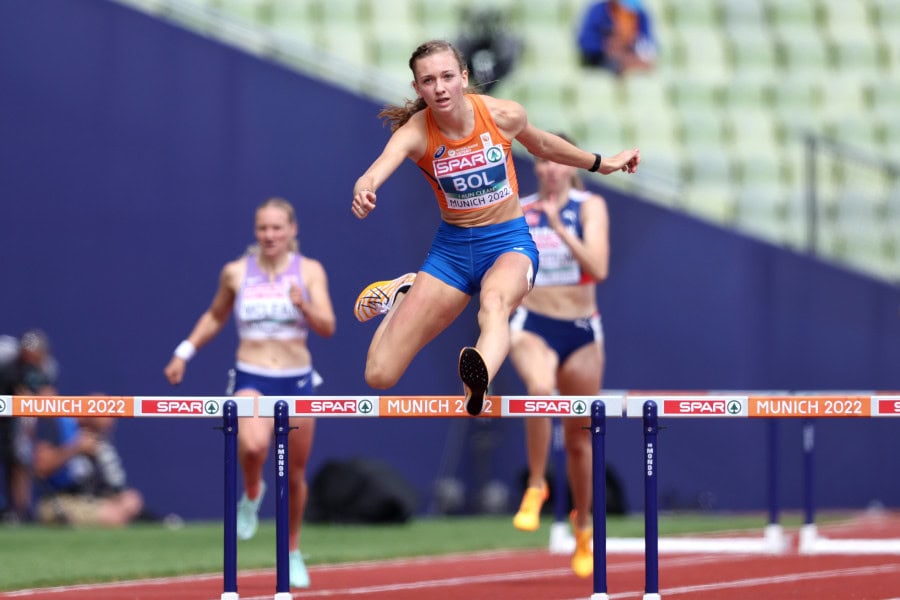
[[435, 146, 512, 209]]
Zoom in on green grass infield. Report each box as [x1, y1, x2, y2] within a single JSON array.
[[0, 512, 846, 591]]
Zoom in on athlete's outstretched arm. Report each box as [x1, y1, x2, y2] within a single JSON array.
[[351, 119, 425, 219]]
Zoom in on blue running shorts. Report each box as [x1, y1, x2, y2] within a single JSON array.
[[509, 307, 603, 364], [421, 217, 540, 295], [226, 362, 319, 396]]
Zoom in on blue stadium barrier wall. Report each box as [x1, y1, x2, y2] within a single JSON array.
[[2, 0, 899, 520]]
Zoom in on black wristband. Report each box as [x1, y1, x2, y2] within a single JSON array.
[[589, 153, 602, 172]]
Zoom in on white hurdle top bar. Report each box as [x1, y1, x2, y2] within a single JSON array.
[[0, 395, 624, 419], [625, 394, 900, 418], [256, 395, 625, 418], [6, 393, 898, 419]]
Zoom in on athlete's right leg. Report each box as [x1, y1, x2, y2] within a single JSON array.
[[364, 271, 469, 389], [509, 327, 559, 530], [559, 341, 604, 578], [236, 388, 272, 540]]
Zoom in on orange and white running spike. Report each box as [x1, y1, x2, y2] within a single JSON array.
[[354, 272, 416, 322]]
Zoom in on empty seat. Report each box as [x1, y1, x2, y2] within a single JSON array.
[[669, 25, 731, 81], [621, 105, 681, 157], [667, 77, 722, 112], [366, 0, 419, 38], [573, 73, 623, 124], [723, 108, 779, 160], [816, 0, 872, 43], [509, 0, 570, 27], [775, 27, 831, 72], [719, 0, 767, 31], [682, 179, 739, 223], [720, 73, 770, 112], [870, 0, 900, 28], [866, 78, 900, 118], [678, 106, 728, 152], [315, 23, 373, 67], [727, 27, 778, 74], [829, 37, 885, 75], [212, 0, 272, 25], [413, 0, 466, 39], [581, 113, 629, 153], [733, 184, 795, 245], [824, 115, 881, 154], [765, 0, 819, 31], [668, 0, 721, 27], [817, 77, 867, 121]]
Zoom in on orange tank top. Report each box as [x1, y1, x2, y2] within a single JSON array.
[[415, 94, 519, 214]]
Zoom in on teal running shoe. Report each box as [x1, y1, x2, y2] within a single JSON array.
[[236, 480, 265, 541], [289, 549, 310, 588]]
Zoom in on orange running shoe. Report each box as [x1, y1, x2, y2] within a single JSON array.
[[512, 484, 549, 531], [354, 273, 416, 322], [570, 510, 593, 578]]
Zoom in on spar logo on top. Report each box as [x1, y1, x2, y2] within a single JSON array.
[[293, 397, 377, 416], [505, 397, 588, 416], [658, 396, 746, 417], [140, 398, 214, 416]]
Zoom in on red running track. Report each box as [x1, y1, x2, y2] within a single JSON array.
[[4, 514, 900, 600]]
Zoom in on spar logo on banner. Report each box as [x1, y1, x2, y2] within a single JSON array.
[[0, 398, 6, 414], [662, 398, 742, 416], [141, 399, 207, 415], [507, 398, 582, 415], [294, 398, 374, 415]]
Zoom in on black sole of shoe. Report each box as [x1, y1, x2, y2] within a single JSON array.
[[459, 346, 488, 416]]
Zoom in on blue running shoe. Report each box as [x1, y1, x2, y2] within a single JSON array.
[[236, 480, 265, 541], [289, 549, 310, 588]]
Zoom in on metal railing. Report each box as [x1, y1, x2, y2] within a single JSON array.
[[801, 131, 900, 283]]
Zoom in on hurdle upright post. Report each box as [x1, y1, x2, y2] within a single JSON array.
[[590, 400, 609, 600], [799, 418, 818, 549], [549, 418, 575, 554], [765, 418, 785, 547], [273, 400, 291, 600], [643, 400, 661, 600], [221, 399, 239, 600], [767, 419, 779, 526], [553, 418, 567, 519]]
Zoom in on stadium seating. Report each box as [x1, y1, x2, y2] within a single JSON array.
[[158, 0, 898, 282]]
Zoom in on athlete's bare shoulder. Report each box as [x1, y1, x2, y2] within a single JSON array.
[[480, 95, 527, 138]]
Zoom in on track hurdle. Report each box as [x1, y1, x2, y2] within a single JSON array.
[[0, 394, 255, 600], [626, 392, 900, 600], [794, 393, 900, 555], [549, 417, 577, 554], [258, 394, 624, 600], [611, 393, 790, 558]]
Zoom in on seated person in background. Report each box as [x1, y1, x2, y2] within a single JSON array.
[[32, 415, 143, 527], [1, 329, 58, 523], [576, 0, 658, 76], [0, 334, 25, 522]]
